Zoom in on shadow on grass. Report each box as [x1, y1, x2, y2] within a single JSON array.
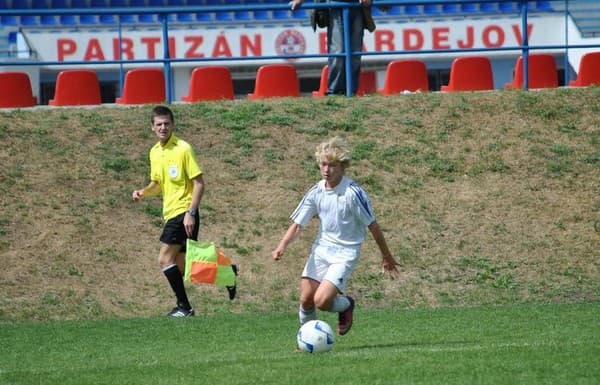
[[345, 339, 492, 353]]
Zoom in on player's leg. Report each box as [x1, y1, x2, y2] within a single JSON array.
[[159, 243, 194, 317], [318, 260, 356, 335], [299, 277, 319, 325], [299, 243, 326, 325], [174, 251, 186, 275], [314, 278, 352, 313], [313, 279, 339, 310], [314, 279, 354, 335], [158, 212, 196, 317]]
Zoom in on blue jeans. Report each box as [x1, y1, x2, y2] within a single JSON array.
[[327, 2, 364, 95]]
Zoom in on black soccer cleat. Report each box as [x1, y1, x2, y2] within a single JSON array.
[[167, 306, 195, 318]]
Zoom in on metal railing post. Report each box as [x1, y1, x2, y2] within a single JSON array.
[[343, 6, 353, 97], [161, 13, 172, 103], [118, 19, 124, 96], [564, 0, 570, 85], [521, 0, 529, 90]]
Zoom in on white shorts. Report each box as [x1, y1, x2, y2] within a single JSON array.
[[301, 242, 360, 293]]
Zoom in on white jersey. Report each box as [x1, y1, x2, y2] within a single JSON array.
[[290, 176, 376, 247]]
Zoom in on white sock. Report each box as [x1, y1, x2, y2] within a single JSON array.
[[299, 305, 317, 325], [330, 295, 350, 313]]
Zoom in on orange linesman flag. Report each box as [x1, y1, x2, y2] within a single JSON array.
[[184, 240, 237, 287]]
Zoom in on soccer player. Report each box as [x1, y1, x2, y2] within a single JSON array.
[[132, 105, 205, 317], [272, 137, 399, 335]]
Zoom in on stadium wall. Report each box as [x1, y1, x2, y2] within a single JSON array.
[[1, 2, 599, 103]]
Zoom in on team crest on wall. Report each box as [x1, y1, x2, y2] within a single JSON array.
[[274, 29, 307, 59]]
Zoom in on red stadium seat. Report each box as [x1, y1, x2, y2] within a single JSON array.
[[0, 72, 37, 108], [248, 64, 300, 99], [182, 66, 234, 102], [569, 51, 600, 87], [505, 54, 558, 89], [116, 68, 166, 105], [441, 56, 494, 92], [356, 71, 376, 96], [49, 70, 101, 106], [312, 65, 330, 97], [312, 65, 377, 97], [377, 60, 429, 95]]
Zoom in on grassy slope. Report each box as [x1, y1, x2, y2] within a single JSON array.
[[0, 88, 599, 321]]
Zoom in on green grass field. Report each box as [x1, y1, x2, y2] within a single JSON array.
[[1, 302, 598, 385]]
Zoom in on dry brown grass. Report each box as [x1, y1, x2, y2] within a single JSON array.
[[1, 88, 599, 321]]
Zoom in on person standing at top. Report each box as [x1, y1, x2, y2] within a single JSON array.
[[290, 0, 373, 95], [272, 137, 399, 336], [132, 105, 205, 318]]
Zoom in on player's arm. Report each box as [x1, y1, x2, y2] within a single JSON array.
[[188, 174, 205, 213], [184, 174, 205, 236], [368, 221, 400, 274], [132, 180, 161, 202], [272, 222, 302, 261]]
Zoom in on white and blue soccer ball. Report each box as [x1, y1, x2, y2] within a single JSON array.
[[297, 320, 334, 353]]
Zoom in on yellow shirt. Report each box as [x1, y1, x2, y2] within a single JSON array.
[[150, 134, 202, 221]]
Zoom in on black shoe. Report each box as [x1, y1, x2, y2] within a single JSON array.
[[167, 306, 195, 318], [226, 264, 238, 300]]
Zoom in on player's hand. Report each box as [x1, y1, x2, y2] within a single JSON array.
[[382, 256, 400, 278], [272, 248, 283, 261], [132, 190, 144, 202], [183, 212, 195, 237]]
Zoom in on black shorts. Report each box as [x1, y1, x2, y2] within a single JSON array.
[[159, 212, 200, 252]]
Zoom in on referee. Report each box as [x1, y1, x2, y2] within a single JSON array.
[[132, 105, 205, 317]]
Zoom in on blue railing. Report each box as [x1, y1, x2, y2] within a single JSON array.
[[1, 0, 599, 99]]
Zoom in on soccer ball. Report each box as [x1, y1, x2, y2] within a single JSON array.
[[297, 320, 334, 353]]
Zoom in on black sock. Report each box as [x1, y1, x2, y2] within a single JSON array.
[[226, 264, 238, 300], [163, 264, 192, 310]]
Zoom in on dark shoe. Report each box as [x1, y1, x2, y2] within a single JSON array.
[[337, 296, 355, 335], [167, 306, 195, 318], [226, 264, 238, 300]]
